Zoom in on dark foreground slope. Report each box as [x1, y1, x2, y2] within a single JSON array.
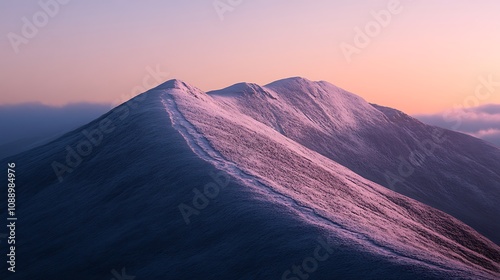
[[208, 77, 500, 245], [0, 82, 499, 279]]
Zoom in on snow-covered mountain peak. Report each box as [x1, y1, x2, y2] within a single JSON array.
[[174, 77, 389, 135], [265, 76, 333, 94], [154, 79, 203, 94], [265, 76, 313, 86], [153, 79, 207, 101], [155, 79, 188, 90], [266, 77, 369, 105], [208, 82, 277, 100], [262, 77, 388, 130]]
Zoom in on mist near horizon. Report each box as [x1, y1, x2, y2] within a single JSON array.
[[0, 102, 109, 158]]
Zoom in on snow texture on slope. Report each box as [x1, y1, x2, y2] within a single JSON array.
[[207, 77, 500, 245]]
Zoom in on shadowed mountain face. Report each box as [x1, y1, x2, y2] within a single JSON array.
[[208, 77, 500, 245], [1, 78, 499, 279]]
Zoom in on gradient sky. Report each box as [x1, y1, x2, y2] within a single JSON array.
[[1, 0, 499, 114]]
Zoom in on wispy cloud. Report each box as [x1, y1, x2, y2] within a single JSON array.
[[414, 104, 500, 147]]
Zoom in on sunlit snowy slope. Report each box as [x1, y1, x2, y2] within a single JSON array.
[[1, 78, 499, 279], [207, 77, 500, 245]]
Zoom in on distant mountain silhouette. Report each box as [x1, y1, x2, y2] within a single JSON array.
[[0, 103, 109, 158]]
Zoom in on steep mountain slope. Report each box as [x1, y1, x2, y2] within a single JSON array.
[[1, 79, 499, 279], [208, 77, 500, 245]]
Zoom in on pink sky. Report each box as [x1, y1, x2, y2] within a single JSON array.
[[1, 0, 499, 114]]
